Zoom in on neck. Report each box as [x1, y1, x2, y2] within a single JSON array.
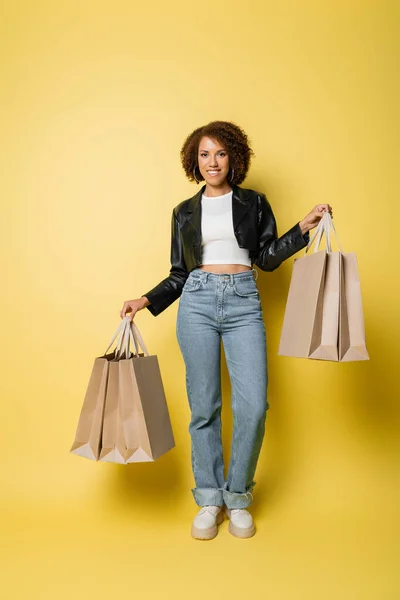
[[203, 182, 233, 197]]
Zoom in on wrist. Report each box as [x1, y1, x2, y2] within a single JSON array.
[[299, 219, 310, 235], [140, 296, 150, 308]]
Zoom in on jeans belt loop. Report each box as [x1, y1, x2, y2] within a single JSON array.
[[252, 268, 258, 281]]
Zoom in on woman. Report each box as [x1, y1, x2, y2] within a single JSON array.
[[120, 121, 332, 540]]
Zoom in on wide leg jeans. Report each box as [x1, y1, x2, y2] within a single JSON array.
[[176, 268, 269, 509]]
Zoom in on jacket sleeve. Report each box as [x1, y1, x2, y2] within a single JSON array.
[[141, 208, 189, 316], [253, 193, 310, 272]]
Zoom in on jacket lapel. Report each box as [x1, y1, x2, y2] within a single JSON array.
[[185, 183, 253, 243]]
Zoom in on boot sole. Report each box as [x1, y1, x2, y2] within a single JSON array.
[[228, 520, 256, 538], [191, 510, 224, 540], [225, 509, 256, 538]]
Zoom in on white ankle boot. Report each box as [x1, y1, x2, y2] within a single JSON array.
[[191, 505, 224, 540], [225, 507, 255, 538]]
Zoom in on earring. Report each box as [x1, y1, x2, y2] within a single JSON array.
[[229, 167, 235, 182], [193, 166, 199, 184]]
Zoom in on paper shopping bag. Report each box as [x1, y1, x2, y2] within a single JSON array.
[[277, 228, 328, 359], [70, 322, 130, 460], [119, 320, 176, 462], [98, 360, 127, 463], [339, 252, 369, 361], [69, 357, 109, 460], [70, 319, 128, 460], [278, 212, 369, 362], [99, 319, 139, 463], [98, 318, 175, 463], [308, 249, 341, 361], [277, 249, 342, 360]]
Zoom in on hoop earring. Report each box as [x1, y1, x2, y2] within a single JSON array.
[[229, 167, 235, 183], [193, 166, 199, 184]]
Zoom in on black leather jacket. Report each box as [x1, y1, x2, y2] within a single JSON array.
[[142, 183, 310, 316]]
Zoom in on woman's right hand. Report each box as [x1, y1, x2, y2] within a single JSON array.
[[120, 296, 150, 321]]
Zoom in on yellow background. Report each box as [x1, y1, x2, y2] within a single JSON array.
[[1, 1, 399, 598]]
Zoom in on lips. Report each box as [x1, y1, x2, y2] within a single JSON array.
[[207, 170, 221, 176]]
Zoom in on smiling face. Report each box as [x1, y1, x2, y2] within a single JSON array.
[[197, 136, 230, 191]]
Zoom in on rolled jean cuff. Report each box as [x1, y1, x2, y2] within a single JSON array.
[[222, 481, 256, 509], [191, 487, 224, 507]]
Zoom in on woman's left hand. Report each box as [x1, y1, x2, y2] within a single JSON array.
[[300, 203, 333, 233]]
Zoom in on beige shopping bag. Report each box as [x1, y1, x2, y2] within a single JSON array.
[[99, 319, 138, 463], [98, 360, 125, 462], [278, 212, 369, 362], [324, 214, 369, 361], [307, 214, 342, 361], [119, 320, 176, 463], [99, 317, 175, 463], [278, 216, 329, 359], [70, 319, 129, 460], [339, 251, 370, 361]]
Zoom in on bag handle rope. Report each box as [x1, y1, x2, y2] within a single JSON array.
[[305, 211, 344, 254], [103, 316, 150, 359]]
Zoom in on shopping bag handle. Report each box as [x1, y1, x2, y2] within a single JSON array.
[[102, 317, 138, 358], [306, 216, 325, 254], [305, 212, 344, 254], [324, 212, 344, 253], [118, 317, 150, 359], [130, 321, 149, 357], [117, 318, 139, 359], [103, 318, 129, 356], [102, 317, 150, 359]]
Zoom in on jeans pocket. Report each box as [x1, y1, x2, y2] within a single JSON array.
[[183, 278, 203, 293], [233, 278, 259, 299]]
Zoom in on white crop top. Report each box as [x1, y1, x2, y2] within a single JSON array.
[[200, 190, 251, 267]]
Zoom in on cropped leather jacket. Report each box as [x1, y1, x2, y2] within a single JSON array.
[[142, 183, 310, 316]]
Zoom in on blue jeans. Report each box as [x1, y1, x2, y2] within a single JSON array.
[[176, 268, 269, 509]]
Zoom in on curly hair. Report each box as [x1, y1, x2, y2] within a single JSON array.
[[180, 120, 255, 185]]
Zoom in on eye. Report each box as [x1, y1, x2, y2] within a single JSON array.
[[200, 152, 226, 157]]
